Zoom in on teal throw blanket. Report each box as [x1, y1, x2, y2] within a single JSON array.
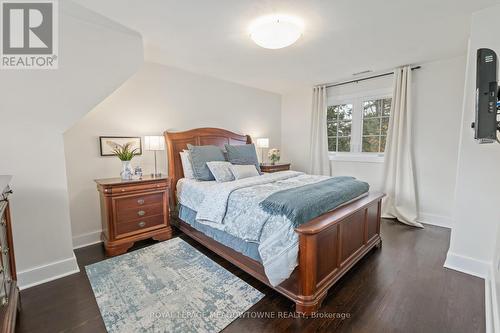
[[259, 176, 369, 227]]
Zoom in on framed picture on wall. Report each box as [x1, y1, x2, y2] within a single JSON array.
[[99, 136, 142, 157]]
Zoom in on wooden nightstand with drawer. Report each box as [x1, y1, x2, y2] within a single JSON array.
[[260, 163, 291, 173], [95, 176, 173, 256]]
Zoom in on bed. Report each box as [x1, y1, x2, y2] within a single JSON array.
[[165, 127, 383, 314]]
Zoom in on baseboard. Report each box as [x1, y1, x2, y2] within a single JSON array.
[[493, 275, 500, 333], [444, 251, 490, 279], [72, 230, 102, 249], [417, 212, 453, 229], [486, 265, 500, 333], [486, 275, 493, 333], [17, 253, 80, 290]]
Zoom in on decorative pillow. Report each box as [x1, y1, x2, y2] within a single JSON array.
[[206, 161, 235, 182], [187, 144, 226, 181], [229, 164, 260, 180], [179, 150, 195, 179], [224, 144, 261, 173]]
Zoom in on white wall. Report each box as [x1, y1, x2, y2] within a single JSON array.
[[445, 4, 500, 279], [443, 6, 500, 330], [412, 56, 466, 227], [281, 55, 466, 228], [0, 1, 143, 288], [64, 62, 282, 248], [281, 88, 313, 172]]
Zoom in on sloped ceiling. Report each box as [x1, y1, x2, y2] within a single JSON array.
[[0, 0, 143, 287], [74, 0, 498, 93]]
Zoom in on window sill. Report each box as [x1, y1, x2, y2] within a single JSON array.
[[328, 153, 384, 163]]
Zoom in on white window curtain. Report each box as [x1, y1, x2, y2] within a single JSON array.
[[309, 85, 330, 176], [382, 66, 422, 227]]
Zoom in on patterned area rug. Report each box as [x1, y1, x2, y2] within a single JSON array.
[[86, 237, 264, 333]]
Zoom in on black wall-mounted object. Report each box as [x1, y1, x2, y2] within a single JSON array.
[[472, 48, 498, 143]]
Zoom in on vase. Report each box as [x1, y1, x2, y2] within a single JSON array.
[[120, 160, 133, 180], [270, 156, 280, 165]]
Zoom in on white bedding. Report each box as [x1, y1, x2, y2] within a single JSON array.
[[177, 178, 218, 211]]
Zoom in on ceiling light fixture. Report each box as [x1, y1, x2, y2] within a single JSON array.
[[249, 14, 304, 49]]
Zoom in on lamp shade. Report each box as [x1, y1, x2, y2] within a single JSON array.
[[256, 138, 269, 148], [144, 135, 165, 151]]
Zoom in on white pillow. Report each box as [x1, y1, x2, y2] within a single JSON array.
[[206, 161, 235, 182], [229, 164, 260, 180], [180, 150, 195, 179]]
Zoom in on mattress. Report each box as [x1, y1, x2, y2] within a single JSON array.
[[176, 204, 262, 262]]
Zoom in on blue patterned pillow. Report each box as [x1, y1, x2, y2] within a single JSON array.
[[206, 161, 235, 182], [224, 144, 261, 173], [187, 144, 226, 181]]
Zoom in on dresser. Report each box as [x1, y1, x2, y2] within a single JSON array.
[[260, 163, 291, 173], [0, 176, 19, 333], [95, 176, 173, 256]]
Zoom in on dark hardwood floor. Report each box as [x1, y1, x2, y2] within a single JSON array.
[[16, 220, 485, 333]]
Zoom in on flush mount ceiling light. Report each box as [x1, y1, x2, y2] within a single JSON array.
[[249, 14, 304, 49]]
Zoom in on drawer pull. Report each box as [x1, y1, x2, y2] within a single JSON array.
[[137, 210, 146, 217], [138, 221, 146, 228], [137, 199, 145, 205]]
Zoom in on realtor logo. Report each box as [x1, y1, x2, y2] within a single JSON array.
[[1, 0, 58, 69]]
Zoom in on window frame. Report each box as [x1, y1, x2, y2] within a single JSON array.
[[326, 103, 353, 153], [327, 88, 392, 163]]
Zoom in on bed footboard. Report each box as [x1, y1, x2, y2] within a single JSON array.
[[291, 192, 383, 314]]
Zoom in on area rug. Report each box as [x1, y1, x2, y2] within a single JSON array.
[[85, 237, 264, 333]]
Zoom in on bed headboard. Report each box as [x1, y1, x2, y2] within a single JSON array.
[[164, 127, 252, 206]]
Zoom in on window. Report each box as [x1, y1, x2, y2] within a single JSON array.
[[362, 98, 391, 152], [327, 104, 352, 152], [327, 91, 391, 161]]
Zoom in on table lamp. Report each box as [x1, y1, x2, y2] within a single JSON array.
[[256, 138, 269, 163], [144, 135, 165, 177]]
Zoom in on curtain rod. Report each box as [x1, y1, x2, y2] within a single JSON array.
[[324, 66, 422, 89]]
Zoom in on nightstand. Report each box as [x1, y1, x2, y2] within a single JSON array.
[[95, 176, 173, 256], [260, 163, 291, 173]]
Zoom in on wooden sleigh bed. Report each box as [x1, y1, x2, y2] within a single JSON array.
[[165, 127, 383, 314]]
